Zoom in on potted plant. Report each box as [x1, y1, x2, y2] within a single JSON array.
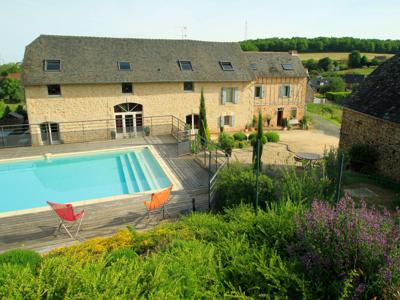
[[144, 126, 151, 136], [266, 114, 272, 127], [282, 118, 289, 130]]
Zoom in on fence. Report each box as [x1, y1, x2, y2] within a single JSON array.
[[0, 115, 187, 149]]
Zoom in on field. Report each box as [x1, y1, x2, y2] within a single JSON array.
[[335, 67, 377, 75], [306, 103, 343, 125], [298, 52, 394, 61]]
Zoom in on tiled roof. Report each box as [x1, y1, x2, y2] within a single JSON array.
[[345, 54, 400, 124]]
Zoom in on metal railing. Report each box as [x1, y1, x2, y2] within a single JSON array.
[[0, 115, 187, 149]]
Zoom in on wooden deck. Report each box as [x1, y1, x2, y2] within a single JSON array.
[[0, 136, 209, 253]]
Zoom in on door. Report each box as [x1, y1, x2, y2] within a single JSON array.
[[115, 113, 142, 138], [277, 108, 284, 127], [40, 122, 60, 145]]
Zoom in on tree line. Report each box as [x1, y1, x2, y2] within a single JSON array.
[[240, 37, 400, 54]]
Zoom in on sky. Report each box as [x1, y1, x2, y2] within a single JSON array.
[[0, 0, 399, 63]]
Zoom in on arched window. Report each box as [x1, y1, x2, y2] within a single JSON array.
[[114, 103, 143, 113]]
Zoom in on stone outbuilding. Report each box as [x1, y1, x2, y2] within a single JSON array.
[[340, 54, 400, 182]]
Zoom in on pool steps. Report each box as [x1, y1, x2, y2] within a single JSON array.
[[125, 153, 143, 192], [118, 155, 135, 194], [134, 151, 161, 190]]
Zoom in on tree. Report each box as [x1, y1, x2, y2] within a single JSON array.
[[252, 110, 264, 172], [321, 77, 346, 93], [198, 89, 209, 146], [360, 55, 369, 66], [304, 59, 318, 71], [348, 50, 362, 68], [317, 57, 332, 71], [1, 78, 24, 103]]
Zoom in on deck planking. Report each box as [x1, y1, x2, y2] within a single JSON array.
[[0, 137, 209, 253]]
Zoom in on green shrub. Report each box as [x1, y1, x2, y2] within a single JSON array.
[[105, 248, 137, 264], [249, 132, 267, 145], [233, 132, 247, 141], [216, 163, 273, 209], [300, 115, 312, 129], [248, 132, 257, 141], [0, 249, 42, 274], [219, 133, 235, 156], [265, 131, 280, 143], [237, 141, 245, 148], [325, 91, 351, 105], [348, 144, 380, 174]]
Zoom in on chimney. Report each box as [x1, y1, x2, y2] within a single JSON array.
[[289, 50, 298, 56]]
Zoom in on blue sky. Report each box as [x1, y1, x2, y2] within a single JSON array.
[[0, 0, 399, 62]]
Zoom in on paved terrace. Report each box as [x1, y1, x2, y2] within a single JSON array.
[[0, 136, 209, 253]]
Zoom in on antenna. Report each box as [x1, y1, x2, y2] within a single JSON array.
[[244, 20, 248, 40], [178, 26, 187, 39]]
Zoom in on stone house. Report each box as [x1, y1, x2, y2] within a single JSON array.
[[22, 35, 307, 145], [340, 54, 400, 181]]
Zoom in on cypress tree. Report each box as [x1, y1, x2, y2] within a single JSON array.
[[198, 89, 209, 146], [252, 110, 264, 171]]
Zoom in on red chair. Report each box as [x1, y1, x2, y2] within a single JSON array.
[[47, 201, 85, 239], [144, 185, 173, 219]]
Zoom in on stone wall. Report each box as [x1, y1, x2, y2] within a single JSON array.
[[25, 81, 253, 135], [340, 108, 400, 181]]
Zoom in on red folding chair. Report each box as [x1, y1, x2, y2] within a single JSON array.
[[47, 201, 85, 239]]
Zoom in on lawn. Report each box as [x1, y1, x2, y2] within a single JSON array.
[[306, 103, 343, 125], [298, 52, 394, 61], [335, 66, 377, 75]]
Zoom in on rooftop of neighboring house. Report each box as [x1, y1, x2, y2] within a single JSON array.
[[22, 35, 307, 86], [7, 72, 22, 80], [245, 52, 307, 78], [344, 54, 400, 124], [343, 74, 366, 84]]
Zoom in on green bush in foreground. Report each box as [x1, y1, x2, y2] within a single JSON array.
[[0, 249, 42, 274], [265, 131, 280, 142], [233, 131, 247, 141]]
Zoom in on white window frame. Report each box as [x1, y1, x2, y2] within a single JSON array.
[[254, 85, 264, 99], [280, 85, 292, 98], [221, 87, 240, 104], [44, 60, 61, 72]]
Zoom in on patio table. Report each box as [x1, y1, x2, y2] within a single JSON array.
[[294, 152, 322, 167]]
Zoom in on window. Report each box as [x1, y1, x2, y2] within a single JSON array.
[[220, 61, 234, 71], [47, 84, 61, 96], [290, 107, 297, 119], [282, 64, 293, 70], [121, 83, 133, 94], [225, 88, 235, 103], [254, 85, 263, 98], [250, 63, 257, 70], [183, 81, 194, 92], [280, 85, 291, 97], [44, 60, 60, 71], [220, 114, 236, 127], [118, 61, 132, 70], [221, 87, 239, 104], [178, 61, 193, 71]]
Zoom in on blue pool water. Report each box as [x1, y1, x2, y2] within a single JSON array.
[[0, 148, 171, 213]]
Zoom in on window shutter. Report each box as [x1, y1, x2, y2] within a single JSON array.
[[289, 85, 293, 97], [279, 85, 285, 97], [261, 85, 265, 98], [231, 114, 236, 127], [220, 116, 225, 127], [221, 88, 227, 105], [234, 88, 240, 104]]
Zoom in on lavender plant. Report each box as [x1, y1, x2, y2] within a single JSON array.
[[292, 195, 400, 299]]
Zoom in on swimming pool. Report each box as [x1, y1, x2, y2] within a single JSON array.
[[0, 147, 171, 213]]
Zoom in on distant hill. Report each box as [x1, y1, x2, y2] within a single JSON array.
[[240, 37, 400, 54]]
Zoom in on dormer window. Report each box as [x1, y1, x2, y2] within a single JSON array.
[[282, 64, 293, 70], [118, 61, 132, 71], [220, 61, 234, 71], [178, 61, 192, 71], [44, 60, 60, 71]]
